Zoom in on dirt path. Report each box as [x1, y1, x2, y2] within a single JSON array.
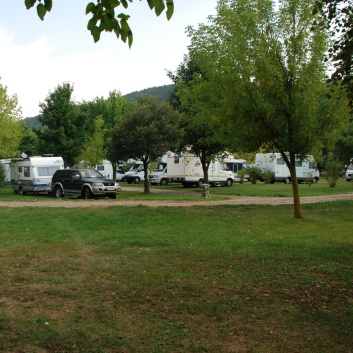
[[1, 187, 353, 208]]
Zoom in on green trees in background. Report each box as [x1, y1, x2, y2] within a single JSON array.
[[0, 80, 24, 159], [24, 0, 174, 46], [111, 95, 180, 193], [184, 0, 349, 218], [37, 82, 89, 166]]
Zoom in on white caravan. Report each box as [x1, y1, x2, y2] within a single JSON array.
[[167, 152, 234, 187], [1, 159, 11, 183], [95, 160, 125, 180], [345, 159, 353, 181], [11, 155, 64, 195], [255, 153, 320, 184]]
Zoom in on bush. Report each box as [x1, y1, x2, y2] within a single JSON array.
[[0, 164, 6, 187], [247, 167, 262, 184], [325, 158, 344, 188], [237, 169, 248, 184], [263, 170, 274, 184]]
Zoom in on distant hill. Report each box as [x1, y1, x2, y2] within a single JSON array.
[[23, 84, 175, 129]]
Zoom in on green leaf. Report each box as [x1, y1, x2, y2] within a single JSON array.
[[120, 18, 131, 34], [44, 0, 52, 11], [166, 0, 174, 20], [121, 0, 128, 9], [154, 0, 165, 16], [91, 27, 101, 43], [147, 0, 155, 11], [25, 0, 36, 10], [86, 2, 96, 14], [36, 3, 46, 20], [87, 17, 98, 31], [127, 32, 133, 48]]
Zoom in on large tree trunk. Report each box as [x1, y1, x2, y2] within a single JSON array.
[[288, 153, 302, 219]]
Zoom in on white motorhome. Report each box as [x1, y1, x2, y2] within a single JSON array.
[[11, 155, 64, 195], [1, 159, 11, 183], [255, 153, 320, 184], [167, 152, 234, 187], [95, 160, 125, 181], [223, 155, 248, 182]]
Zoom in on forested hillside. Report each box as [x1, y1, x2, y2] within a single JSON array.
[[23, 84, 175, 129]]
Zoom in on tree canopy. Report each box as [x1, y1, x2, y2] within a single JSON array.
[[0, 80, 24, 158], [111, 94, 180, 192], [186, 0, 349, 218], [24, 0, 174, 46]]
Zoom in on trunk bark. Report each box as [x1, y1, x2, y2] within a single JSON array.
[[143, 160, 150, 194], [288, 153, 302, 219]]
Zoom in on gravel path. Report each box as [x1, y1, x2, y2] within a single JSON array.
[[1, 187, 352, 208]]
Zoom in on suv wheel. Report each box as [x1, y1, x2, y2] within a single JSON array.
[[82, 187, 93, 199], [53, 186, 63, 198]]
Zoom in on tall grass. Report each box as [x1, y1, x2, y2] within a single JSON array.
[[0, 202, 352, 352]]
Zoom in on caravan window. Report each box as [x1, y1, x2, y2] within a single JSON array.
[[276, 158, 284, 165], [96, 165, 104, 171], [24, 167, 30, 177], [18, 167, 22, 172], [295, 161, 302, 167], [37, 166, 60, 176]]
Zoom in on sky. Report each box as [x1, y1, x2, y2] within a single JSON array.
[[0, 1, 217, 118]]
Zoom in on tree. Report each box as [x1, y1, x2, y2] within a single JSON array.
[[24, 0, 174, 46], [80, 90, 128, 177], [38, 82, 90, 166], [111, 94, 180, 193], [187, 0, 349, 218], [0, 80, 24, 158], [79, 116, 107, 167], [315, 0, 353, 107], [169, 56, 227, 187]]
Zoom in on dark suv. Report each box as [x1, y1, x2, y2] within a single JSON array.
[[51, 169, 121, 199]]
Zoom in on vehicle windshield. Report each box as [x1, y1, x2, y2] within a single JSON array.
[[128, 164, 141, 172], [154, 163, 166, 171], [348, 163, 353, 170], [81, 169, 104, 178]]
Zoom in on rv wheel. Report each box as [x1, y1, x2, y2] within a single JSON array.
[[284, 178, 291, 184], [312, 178, 318, 184], [18, 187, 26, 196], [160, 179, 168, 186], [225, 178, 233, 187], [133, 177, 140, 184]]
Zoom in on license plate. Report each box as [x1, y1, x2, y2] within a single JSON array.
[[106, 187, 115, 191]]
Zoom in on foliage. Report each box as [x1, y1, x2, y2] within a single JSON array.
[[187, 0, 350, 218], [315, 0, 353, 107], [325, 155, 345, 187], [124, 84, 174, 102], [237, 168, 248, 184], [19, 128, 40, 157], [247, 166, 262, 184], [78, 116, 106, 167], [37, 82, 89, 166], [111, 94, 181, 192], [263, 169, 274, 184], [169, 55, 226, 185], [0, 80, 24, 158], [333, 118, 353, 164], [24, 0, 174, 46], [0, 164, 6, 186]]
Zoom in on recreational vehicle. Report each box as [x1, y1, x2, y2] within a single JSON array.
[[255, 153, 320, 184], [167, 152, 234, 187], [11, 155, 64, 195], [121, 161, 150, 184]]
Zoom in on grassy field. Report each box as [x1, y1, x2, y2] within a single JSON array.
[[0, 186, 352, 353]]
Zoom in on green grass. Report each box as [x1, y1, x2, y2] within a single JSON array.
[[0, 201, 352, 352]]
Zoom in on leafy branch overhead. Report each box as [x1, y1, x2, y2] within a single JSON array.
[[24, 0, 174, 47]]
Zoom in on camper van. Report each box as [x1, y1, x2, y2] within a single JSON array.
[[223, 155, 249, 182], [121, 161, 150, 184], [167, 152, 234, 187], [95, 160, 125, 181], [0, 159, 11, 184], [346, 159, 353, 181], [255, 153, 320, 184], [11, 155, 64, 195], [149, 162, 168, 185]]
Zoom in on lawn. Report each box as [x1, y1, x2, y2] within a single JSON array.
[[0, 199, 352, 352]]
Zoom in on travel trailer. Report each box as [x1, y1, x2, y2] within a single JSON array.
[[0, 159, 11, 183], [167, 152, 234, 187], [255, 153, 320, 184], [11, 155, 64, 195]]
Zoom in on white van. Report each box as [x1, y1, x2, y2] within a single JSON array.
[[11, 155, 64, 195], [121, 161, 150, 184], [346, 159, 353, 181]]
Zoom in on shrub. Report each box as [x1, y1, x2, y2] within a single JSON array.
[[0, 164, 6, 187], [237, 169, 248, 184], [247, 167, 262, 184], [263, 170, 274, 184], [325, 158, 344, 188]]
